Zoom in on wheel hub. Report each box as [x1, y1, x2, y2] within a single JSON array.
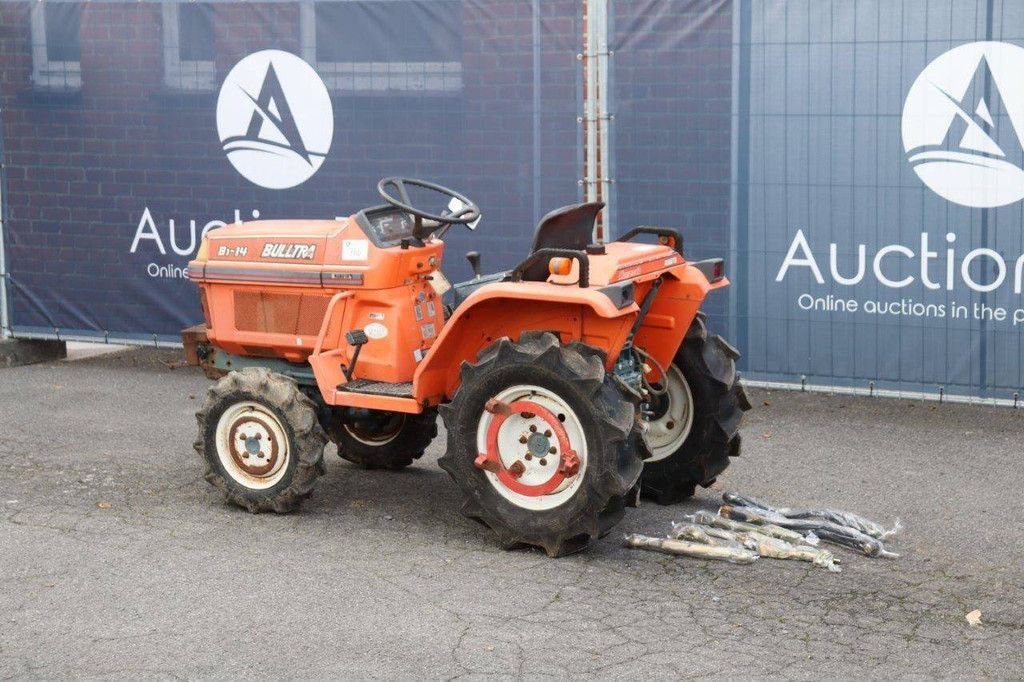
[[647, 388, 670, 421], [526, 432, 550, 457], [474, 385, 588, 511], [215, 401, 290, 489], [228, 416, 281, 476], [642, 364, 695, 462]]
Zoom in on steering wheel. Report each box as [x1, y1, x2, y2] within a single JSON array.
[[377, 177, 481, 229]]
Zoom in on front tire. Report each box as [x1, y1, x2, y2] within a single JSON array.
[[640, 315, 751, 504], [439, 332, 643, 557], [195, 368, 327, 513]]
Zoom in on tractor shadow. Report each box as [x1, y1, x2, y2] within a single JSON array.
[[308, 442, 465, 525], [304, 439, 724, 562]]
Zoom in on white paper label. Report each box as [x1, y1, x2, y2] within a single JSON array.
[[364, 322, 388, 339], [429, 270, 452, 296], [447, 197, 481, 229], [342, 239, 369, 261]]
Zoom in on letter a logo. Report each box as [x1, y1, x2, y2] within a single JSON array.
[[216, 50, 333, 190], [903, 42, 1024, 208]]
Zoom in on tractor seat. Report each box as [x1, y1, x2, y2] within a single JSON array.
[[532, 201, 605, 252], [519, 201, 604, 282], [445, 201, 605, 313]]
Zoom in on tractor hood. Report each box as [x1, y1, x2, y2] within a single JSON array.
[[200, 219, 350, 266], [187, 215, 445, 290]]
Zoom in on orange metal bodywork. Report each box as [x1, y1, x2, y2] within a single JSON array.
[[188, 216, 725, 414]]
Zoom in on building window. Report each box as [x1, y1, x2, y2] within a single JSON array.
[[30, 2, 82, 90], [300, 1, 462, 94], [162, 2, 216, 92]]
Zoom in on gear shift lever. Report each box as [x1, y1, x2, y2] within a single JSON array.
[[466, 251, 481, 280]]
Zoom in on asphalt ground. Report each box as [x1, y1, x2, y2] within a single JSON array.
[[1, 348, 1022, 679]]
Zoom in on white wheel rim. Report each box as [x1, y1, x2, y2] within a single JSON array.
[[343, 415, 404, 446], [643, 364, 694, 462], [475, 384, 588, 511], [215, 401, 290, 490]]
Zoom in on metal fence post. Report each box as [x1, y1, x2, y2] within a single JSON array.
[[584, 0, 598, 207], [582, 0, 610, 240], [595, 0, 611, 237], [0, 103, 10, 340]]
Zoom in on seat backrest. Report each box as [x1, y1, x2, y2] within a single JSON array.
[[531, 201, 605, 252], [519, 202, 604, 282]]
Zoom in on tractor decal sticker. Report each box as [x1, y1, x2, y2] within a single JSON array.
[[414, 304, 423, 321], [260, 243, 317, 260], [342, 239, 369, 261], [426, 301, 436, 318], [323, 272, 363, 286], [217, 245, 250, 258], [420, 323, 437, 339], [364, 323, 388, 339]]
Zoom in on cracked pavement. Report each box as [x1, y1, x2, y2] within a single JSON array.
[[1, 348, 1022, 679]]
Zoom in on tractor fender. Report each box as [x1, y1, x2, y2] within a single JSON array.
[[413, 282, 639, 402], [665, 261, 729, 298], [625, 263, 730, 382]]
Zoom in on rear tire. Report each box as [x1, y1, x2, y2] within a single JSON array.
[[195, 368, 327, 513], [640, 315, 751, 505], [330, 409, 438, 470], [439, 332, 642, 557]]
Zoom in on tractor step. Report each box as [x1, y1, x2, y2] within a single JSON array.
[[338, 379, 414, 398]]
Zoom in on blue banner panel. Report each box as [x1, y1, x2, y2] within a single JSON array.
[[736, 0, 1024, 399], [0, 1, 581, 342], [608, 0, 734, 329]]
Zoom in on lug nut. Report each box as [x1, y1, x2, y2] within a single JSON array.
[[549, 446, 556, 454], [529, 425, 537, 433], [666, 421, 675, 430], [544, 429, 552, 437], [519, 435, 528, 444], [525, 453, 533, 461], [539, 458, 548, 466]]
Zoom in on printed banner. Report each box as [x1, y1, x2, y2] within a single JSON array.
[[0, 1, 581, 341], [3, 0, 1022, 399], [735, 0, 1024, 398]]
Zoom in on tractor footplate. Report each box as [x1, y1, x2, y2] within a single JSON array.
[[337, 379, 414, 397]]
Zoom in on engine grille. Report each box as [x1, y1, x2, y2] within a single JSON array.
[[234, 291, 330, 337]]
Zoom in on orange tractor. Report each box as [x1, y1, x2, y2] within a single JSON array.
[[183, 177, 749, 556]]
